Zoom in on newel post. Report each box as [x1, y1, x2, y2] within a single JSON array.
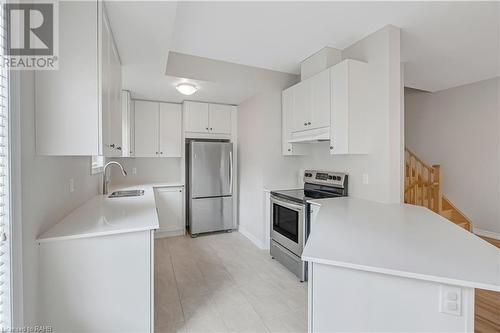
[[432, 165, 442, 213]]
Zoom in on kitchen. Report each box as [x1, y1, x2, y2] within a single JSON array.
[[2, 1, 499, 333]]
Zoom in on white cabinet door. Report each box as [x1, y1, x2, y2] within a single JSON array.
[[35, 1, 100, 155], [107, 38, 122, 156], [159, 103, 182, 157], [156, 187, 184, 233], [134, 101, 159, 157], [184, 101, 209, 133], [121, 90, 133, 157], [291, 80, 310, 132], [310, 69, 330, 130], [100, 12, 112, 156], [282, 88, 293, 155], [330, 59, 371, 155], [209, 104, 232, 134]]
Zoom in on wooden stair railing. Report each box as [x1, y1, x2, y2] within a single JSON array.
[[404, 148, 442, 213], [404, 148, 473, 232]]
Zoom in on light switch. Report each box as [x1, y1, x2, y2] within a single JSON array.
[[439, 285, 461, 316], [132, 167, 137, 175], [362, 174, 369, 185]]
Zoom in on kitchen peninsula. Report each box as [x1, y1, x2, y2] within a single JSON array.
[[303, 197, 500, 332]]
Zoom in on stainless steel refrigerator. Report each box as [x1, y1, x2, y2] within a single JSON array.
[[187, 141, 233, 236]]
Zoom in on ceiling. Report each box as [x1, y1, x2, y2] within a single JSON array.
[[106, 1, 499, 101]]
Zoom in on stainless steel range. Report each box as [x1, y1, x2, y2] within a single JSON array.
[[270, 170, 348, 281]]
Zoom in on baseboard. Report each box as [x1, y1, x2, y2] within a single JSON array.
[[474, 228, 500, 240], [238, 226, 269, 250], [155, 229, 185, 239]]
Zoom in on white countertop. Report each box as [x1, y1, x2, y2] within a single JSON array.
[[37, 183, 184, 243], [302, 197, 500, 291]]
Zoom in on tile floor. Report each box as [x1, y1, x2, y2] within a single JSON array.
[[155, 232, 308, 333]]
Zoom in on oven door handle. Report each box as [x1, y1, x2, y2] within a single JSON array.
[[271, 195, 305, 212]]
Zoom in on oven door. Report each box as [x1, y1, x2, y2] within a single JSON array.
[[270, 195, 305, 257]]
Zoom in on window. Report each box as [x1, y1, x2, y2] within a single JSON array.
[[0, 1, 11, 328], [91, 155, 104, 174]]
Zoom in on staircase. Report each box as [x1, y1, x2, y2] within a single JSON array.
[[404, 148, 473, 232]]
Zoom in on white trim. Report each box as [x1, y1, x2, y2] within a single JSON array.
[[237, 227, 267, 250], [474, 228, 500, 241], [9, 70, 23, 327]]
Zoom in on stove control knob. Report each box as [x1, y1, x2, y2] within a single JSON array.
[[328, 175, 334, 180]]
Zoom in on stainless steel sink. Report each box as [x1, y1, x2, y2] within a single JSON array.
[[108, 190, 145, 198]]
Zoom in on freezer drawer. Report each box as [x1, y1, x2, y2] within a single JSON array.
[[190, 196, 233, 234]]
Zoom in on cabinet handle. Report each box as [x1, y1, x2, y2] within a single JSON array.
[[329, 146, 334, 150], [109, 144, 115, 148], [307, 122, 311, 125], [287, 148, 291, 152], [155, 152, 159, 155], [116, 146, 122, 151], [160, 152, 164, 155], [206, 127, 209, 130], [210, 128, 213, 131]]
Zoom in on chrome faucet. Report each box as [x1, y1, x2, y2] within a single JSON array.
[[102, 161, 127, 195]]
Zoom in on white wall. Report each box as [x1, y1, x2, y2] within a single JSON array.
[[405, 77, 500, 234], [109, 157, 182, 185], [237, 76, 300, 248], [16, 72, 101, 325], [300, 25, 403, 204], [237, 25, 403, 249]]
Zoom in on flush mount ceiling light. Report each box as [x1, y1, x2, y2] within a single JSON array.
[[176, 83, 198, 96]]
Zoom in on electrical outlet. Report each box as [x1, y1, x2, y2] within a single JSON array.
[[132, 167, 137, 175], [69, 178, 75, 193], [362, 173, 369, 185], [439, 285, 461, 316]]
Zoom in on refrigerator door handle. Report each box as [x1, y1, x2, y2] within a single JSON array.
[[229, 150, 233, 195]]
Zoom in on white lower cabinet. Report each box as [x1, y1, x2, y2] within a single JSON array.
[[39, 231, 153, 332], [155, 186, 184, 237]]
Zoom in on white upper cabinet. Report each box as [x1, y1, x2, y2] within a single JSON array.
[[184, 101, 234, 136], [134, 101, 159, 158], [330, 59, 371, 155], [35, 1, 122, 156], [282, 59, 371, 154], [310, 69, 331, 130], [282, 88, 307, 156], [159, 103, 182, 157], [121, 90, 134, 157], [134, 101, 182, 158], [184, 101, 209, 133], [102, 13, 122, 157], [288, 69, 331, 135], [208, 104, 232, 134], [291, 80, 310, 132]]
